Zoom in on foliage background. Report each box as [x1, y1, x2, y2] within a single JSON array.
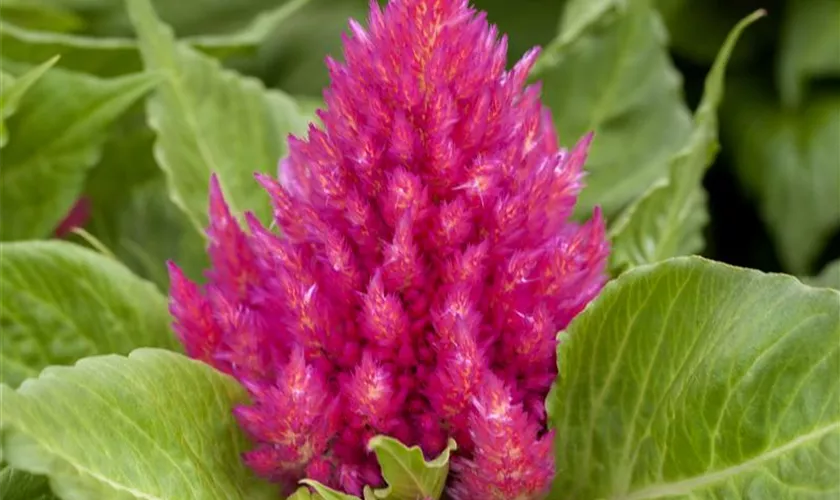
[[0, 0, 838, 499], [1, 0, 837, 285]]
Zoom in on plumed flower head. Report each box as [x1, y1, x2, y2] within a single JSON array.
[[168, 0, 609, 497]]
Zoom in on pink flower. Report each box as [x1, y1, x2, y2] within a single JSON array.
[[54, 197, 91, 238], [168, 0, 609, 497]]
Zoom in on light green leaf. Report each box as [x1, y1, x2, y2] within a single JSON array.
[[807, 259, 840, 290], [608, 11, 764, 274], [533, 0, 693, 218], [299, 480, 362, 500], [367, 436, 456, 500], [722, 83, 840, 275], [0, 55, 58, 147], [0, 240, 177, 387], [0, 467, 57, 500], [778, 0, 840, 107], [0, 65, 159, 241], [0, 349, 278, 500], [288, 486, 314, 500], [547, 256, 840, 498], [126, 0, 309, 234]]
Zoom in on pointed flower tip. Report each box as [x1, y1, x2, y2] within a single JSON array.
[[208, 172, 222, 193], [253, 171, 273, 185], [165, 259, 181, 276]]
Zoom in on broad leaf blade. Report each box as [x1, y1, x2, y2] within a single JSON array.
[[0, 240, 177, 387], [0, 55, 58, 147], [0, 349, 278, 499], [548, 256, 840, 497], [126, 0, 309, 234], [722, 83, 840, 275], [534, 0, 693, 217], [0, 65, 159, 240], [368, 436, 456, 500], [609, 11, 764, 273], [778, 0, 840, 107]]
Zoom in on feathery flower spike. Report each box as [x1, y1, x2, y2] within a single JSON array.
[[168, 0, 609, 497]]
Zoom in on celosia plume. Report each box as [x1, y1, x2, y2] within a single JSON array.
[[168, 0, 609, 497]]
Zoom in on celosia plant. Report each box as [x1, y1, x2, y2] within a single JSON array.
[[6, 1, 832, 500], [167, 0, 608, 497]]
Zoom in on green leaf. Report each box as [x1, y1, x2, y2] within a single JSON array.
[[0, 467, 57, 500], [366, 435, 456, 500], [608, 11, 764, 274], [184, 0, 311, 59], [807, 259, 840, 290], [0, 349, 278, 500], [0, 1, 307, 79], [244, 0, 371, 96], [0, 55, 58, 147], [81, 112, 208, 289], [0, 0, 84, 32], [76, 0, 300, 38], [0, 21, 141, 78], [298, 436, 456, 500], [287, 486, 314, 500], [547, 256, 840, 498], [473, 0, 565, 61], [126, 0, 309, 234], [299, 480, 362, 500], [778, 0, 840, 107], [722, 83, 840, 275], [0, 240, 177, 387], [653, 0, 772, 65], [533, 0, 693, 218], [0, 65, 159, 241]]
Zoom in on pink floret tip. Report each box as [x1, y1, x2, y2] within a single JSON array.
[[167, 0, 609, 497]]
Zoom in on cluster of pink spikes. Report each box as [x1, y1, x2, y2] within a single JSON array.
[[168, 0, 609, 498]]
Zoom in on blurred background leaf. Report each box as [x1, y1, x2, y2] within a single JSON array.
[[0, 467, 56, 500], [0, 61, 158, 240], [807, 259, 840, 289], [0, 0, 836, 285], [722, 80, 840, 275], [777, 0, 840, 107], [654, 0, 779, 65], [80, 109, 208, 289], [0, 0, 84, 32], [534, 0, 693, 219], [0, 55, 58, 146], [609, 10, 764, 274]]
